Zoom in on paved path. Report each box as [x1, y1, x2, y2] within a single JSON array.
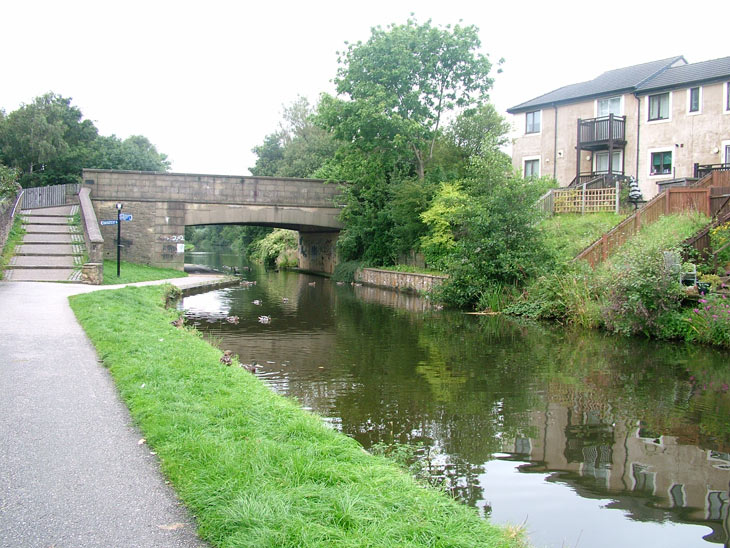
[[0, 275, 225, 548]]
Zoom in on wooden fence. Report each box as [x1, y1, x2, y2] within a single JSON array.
[[21, 183, 79, 209], [537, 183, 619, 215], [576, 187, 710, 267]]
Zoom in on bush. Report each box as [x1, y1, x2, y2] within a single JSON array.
[[0, 164, 20, 201], [332, 260, 364, 282], [598, 213, 708, 336], [686, 293, 730, 347], [249, 229, 298, 268], [505, 262, 600, 328]]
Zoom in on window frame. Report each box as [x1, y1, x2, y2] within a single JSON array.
[[649, 148, 673, 177], [687, 86, 702, 115], [595, 95, 623, 118], [525, 110, 541, 134], [722, 140, 730, 165], [523, 156, 541, 178], [647, 92, 671, 122]]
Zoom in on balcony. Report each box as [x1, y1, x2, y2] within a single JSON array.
[[577, 114, 626, 151]]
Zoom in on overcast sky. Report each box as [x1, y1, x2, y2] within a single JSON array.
[[2, 0, 726, 176]]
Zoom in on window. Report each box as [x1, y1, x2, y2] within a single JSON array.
[[597, 96, 621, 117], [651, 151, 672, 175], [726, 82, 730, 112], [688, 87, 701, 113], [525, 110, 541, 134], [524, 158, 540, 178], [725, 144, 730, 165], [594, 150, 623, 174], [648, 92, 670, 121]]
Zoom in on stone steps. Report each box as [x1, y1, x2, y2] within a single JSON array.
[[3, 205, 85, 282]]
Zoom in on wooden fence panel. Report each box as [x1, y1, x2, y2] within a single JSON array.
[[710, 186, 730, 218], [21, 184, 79, 209], [667, 188, 710, 216], [552, 187, 616, 214]]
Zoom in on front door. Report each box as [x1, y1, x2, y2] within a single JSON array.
[[594, 150, 623, 174]]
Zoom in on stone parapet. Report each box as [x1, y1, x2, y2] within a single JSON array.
[[356, 268, 447, 293]]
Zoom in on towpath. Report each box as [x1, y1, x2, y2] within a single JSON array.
[[0, 275, 224, 548]]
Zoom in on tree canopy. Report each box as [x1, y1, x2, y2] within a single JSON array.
[[319, 18, 497, 181], [0, 92, 169, 188]]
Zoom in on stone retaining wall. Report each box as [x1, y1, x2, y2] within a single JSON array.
[[0, 188, 22, 254], [355, 268, 447, 293]]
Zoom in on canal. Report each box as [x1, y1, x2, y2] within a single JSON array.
[[182, 252, 730, 548]]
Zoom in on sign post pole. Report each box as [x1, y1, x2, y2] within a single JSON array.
[[116, 203, 123, 277]]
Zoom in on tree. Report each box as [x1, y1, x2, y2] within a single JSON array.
[[250, 96, 335, 178], [322, 18, 497, 181], [87, 135, 170, 172], [0, 93, 98, 186]]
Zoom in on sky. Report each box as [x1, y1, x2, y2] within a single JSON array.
[[2, 0, 727, 176]]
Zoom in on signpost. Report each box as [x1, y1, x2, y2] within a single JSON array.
[[101, 208, 132, 276], [116, 203, 123, 277]]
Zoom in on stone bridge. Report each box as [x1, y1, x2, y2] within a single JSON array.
[[81, 169, 344, 273]]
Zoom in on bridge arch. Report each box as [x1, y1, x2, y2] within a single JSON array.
[[82, 169, 344, 274]]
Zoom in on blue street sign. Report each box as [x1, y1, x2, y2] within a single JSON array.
[[100, 220, 118, 226], [120, 213, 133, 221]]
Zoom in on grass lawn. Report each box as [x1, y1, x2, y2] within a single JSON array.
[[102, 260, 187, 285], [70, 285, 525, 548], [539, 212, 626, 263]]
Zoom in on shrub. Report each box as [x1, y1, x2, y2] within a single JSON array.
[[249, 229, 298, 268], [0, 164, 20, 201], [332, 260, 364, 282], [686, 292, 730, 347], [505, 262, 600, 327]]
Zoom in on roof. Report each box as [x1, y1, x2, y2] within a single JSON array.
[[507, 56, 685, 113], [634, 56, 730, 93]]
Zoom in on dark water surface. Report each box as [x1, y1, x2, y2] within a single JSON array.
[[182, 252, 730, 548]]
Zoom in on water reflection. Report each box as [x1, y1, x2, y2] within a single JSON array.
[[182, 252, 730, 548]]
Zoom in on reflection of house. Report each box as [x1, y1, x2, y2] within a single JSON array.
[[507, 56, 730, 199], [507, 403, 730, 543]]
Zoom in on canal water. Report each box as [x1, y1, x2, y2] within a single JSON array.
[[182, 252, 730, 548]]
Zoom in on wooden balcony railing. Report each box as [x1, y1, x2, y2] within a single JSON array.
[[577, 114, 626, 149], [694, 163, 730, 179]]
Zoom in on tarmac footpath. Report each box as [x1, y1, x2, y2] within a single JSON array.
[[0, 276, 225, 548]]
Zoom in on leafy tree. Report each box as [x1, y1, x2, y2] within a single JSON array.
[[87, 135, 170, 172], [250, 96, 336, 178], [422, 147, 553, 308], [321, 18, 498, 181], [0, 93, 170, 187]]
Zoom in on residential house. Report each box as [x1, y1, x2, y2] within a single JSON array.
[[507, 56, 730, 198]]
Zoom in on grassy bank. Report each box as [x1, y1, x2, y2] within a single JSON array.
[[69, 285, 523, 548], [0, 215, 25, 277], [507, 213, 730, 344], [102, 259, 187, 285]]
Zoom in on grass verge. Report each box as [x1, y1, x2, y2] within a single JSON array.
[[69, 285, 524, 548], [0, 215, 26, 277], [102, 260, 187, 285]]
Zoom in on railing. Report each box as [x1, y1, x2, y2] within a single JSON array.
[[568, 172, 630, 189], [21, 183, 80, 209], [577, 115, 626, 147], [576, 188, 711, 267], [694, 163, 730, 179]]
